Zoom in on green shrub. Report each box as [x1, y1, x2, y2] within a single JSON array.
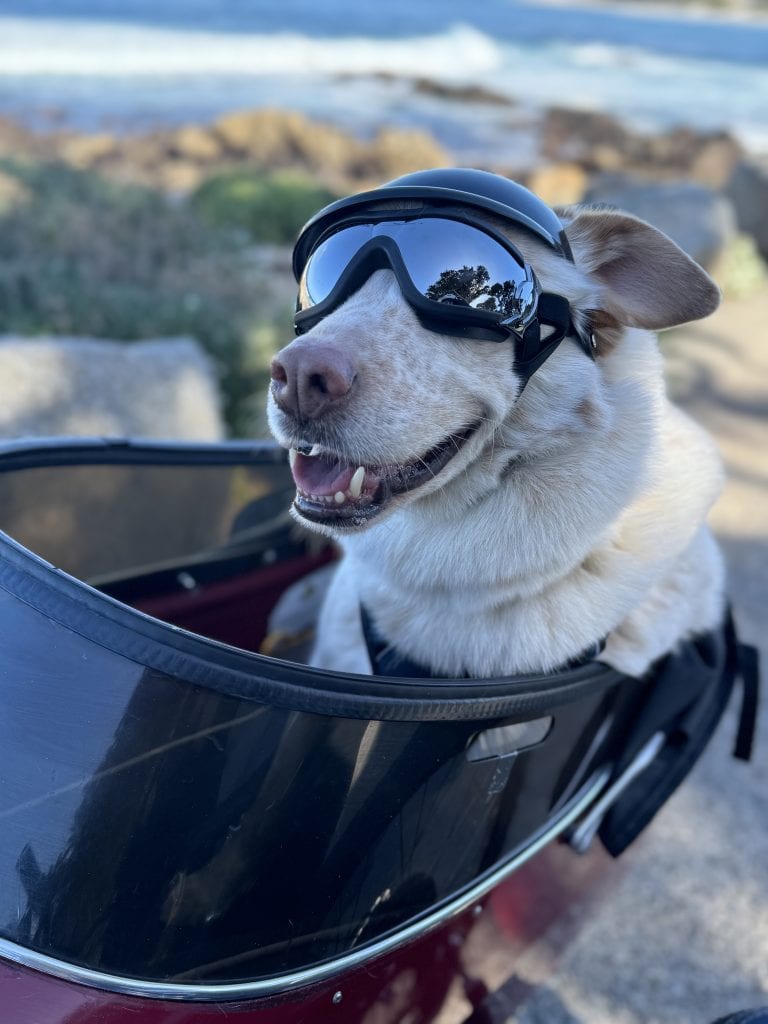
[[191, 169, 337, 243], [0, 160, 288, 435]]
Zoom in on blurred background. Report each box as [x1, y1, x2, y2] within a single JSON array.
[[0, 3, 766, 1023], [0, 0, 766, 439]]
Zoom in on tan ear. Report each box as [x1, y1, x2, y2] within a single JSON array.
[[559, 205, 721, 331]]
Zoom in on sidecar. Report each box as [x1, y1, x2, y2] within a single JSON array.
[[0, 438, 753, 1024]]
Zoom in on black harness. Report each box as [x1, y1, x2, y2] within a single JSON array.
[[361, 604, 759, 857]]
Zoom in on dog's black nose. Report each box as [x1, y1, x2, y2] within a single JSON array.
[[270, 342, 356, 420]]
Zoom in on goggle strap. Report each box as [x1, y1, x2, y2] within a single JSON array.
[[514, 293, 594, 386]]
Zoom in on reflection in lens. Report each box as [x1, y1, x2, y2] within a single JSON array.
[[300, 225, 377, 308], [425, 265, 530, 322], [298, 217, 537, 333], [425, 265, 492, 308]]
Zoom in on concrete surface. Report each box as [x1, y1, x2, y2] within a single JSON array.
[[514, 292, 768, 1024]]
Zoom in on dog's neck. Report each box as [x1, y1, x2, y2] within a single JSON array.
[[341, 330, 722, 677]]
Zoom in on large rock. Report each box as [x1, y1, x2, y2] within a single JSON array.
[[58, 133, 118, 168], [0, 337, 224, 440], [525, 163, 589, 207], [726, 158, 768, 260], [633, 127, 742, 185], [355, 127, 452, 180], [584, 176, 737, 269], [213, 108, 363, 176], [688, 132, 744, 189], [540, 107, 632, 169], [170, 124, 224, 163]]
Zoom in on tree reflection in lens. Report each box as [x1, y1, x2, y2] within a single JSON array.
[[425, 265, 527, 321]]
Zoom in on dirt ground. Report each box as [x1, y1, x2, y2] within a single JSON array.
[[513, 291, 768, 1024]]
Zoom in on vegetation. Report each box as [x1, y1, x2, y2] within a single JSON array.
[[191, 169, 337, 243], [0, 160, 312, 436]]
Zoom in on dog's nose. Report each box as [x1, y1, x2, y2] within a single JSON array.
[[270, 342, 356, 420]]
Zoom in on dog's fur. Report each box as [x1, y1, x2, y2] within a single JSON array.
[[268, 203, 725, 679]]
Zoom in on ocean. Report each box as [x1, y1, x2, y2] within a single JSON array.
[[0, 0, 766, 158]]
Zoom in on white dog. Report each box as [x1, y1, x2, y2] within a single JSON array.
[[268, 170, 724, 682]]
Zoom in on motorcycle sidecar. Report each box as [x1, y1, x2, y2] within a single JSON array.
[[0, 438, 749, 1024]]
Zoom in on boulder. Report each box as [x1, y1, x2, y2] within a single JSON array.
[[213, 107, 363, 177], [725, 158, 768, 260], [525, 163, 588, 207], [411, 78, 514, 106], [688, 132, 744, 189], [115, 132, 174, 172], [0, 337, 224, 441], [354, 128, 452, 181], [540, 107, 632, 166], [0, 116, 35, 159], [170, 124, 224, 163], [584, 176, 737, 269], [59, 133, 118, 168], [632, 128, 743, 186]]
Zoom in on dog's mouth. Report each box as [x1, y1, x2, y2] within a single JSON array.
[[287, 421, 480, 528]]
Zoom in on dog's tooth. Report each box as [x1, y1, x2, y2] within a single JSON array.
[[309, 444, 322, 457], [349, 466, 365, 499], [334, 491, 345, 505], [288, 448, 298, 469]]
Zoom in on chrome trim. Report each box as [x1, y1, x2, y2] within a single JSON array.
[[567, 731, 666, 854], [0, 770, 610, 1003]]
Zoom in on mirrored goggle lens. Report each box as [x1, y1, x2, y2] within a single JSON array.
[[299, 219, 532, 320]]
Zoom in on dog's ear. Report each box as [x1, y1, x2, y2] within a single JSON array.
[[559, 205, 721, 331]]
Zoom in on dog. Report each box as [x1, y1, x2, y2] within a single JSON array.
[[267, 169, 724, 681]]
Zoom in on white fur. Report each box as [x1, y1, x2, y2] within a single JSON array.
[[269, 209, 725, 679]]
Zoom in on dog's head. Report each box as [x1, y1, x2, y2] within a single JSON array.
[[268, 170, 720, 536]]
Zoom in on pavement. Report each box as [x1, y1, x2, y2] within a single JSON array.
[[513, 291, 768, 1024]]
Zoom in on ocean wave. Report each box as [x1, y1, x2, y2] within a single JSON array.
[[0, 17, 502, 78], [0, 12, 765, 154]]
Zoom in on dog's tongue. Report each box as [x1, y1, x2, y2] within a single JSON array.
[[291, 451, 355, 496]]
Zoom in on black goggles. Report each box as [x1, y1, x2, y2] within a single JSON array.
[[294, 213, 545, 343]]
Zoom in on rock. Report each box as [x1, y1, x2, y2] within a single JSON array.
[[688, 133, 744, 189], [213, 107, 363, 177], [0, 337, 224, 441], [539, 108, 744, 185], [355, 127, 452, 181], [584, 176, 737, 269], [411, 78, 514, 106], [633, 127, 744, 186], [540, 107, 631, 166], [589, 144, 626, 174], [115, 132, 174, 172], [170, 124, 224, 163], [525, 163, 588, 207], [292, 120, 365, 178], [0, 116, 35, 159], [725, 158, 768, 260], [59, 133, 118, 168]]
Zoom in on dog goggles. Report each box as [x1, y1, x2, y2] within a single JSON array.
[[293, 211, 594, 382], [294, 213, 543, 342]]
